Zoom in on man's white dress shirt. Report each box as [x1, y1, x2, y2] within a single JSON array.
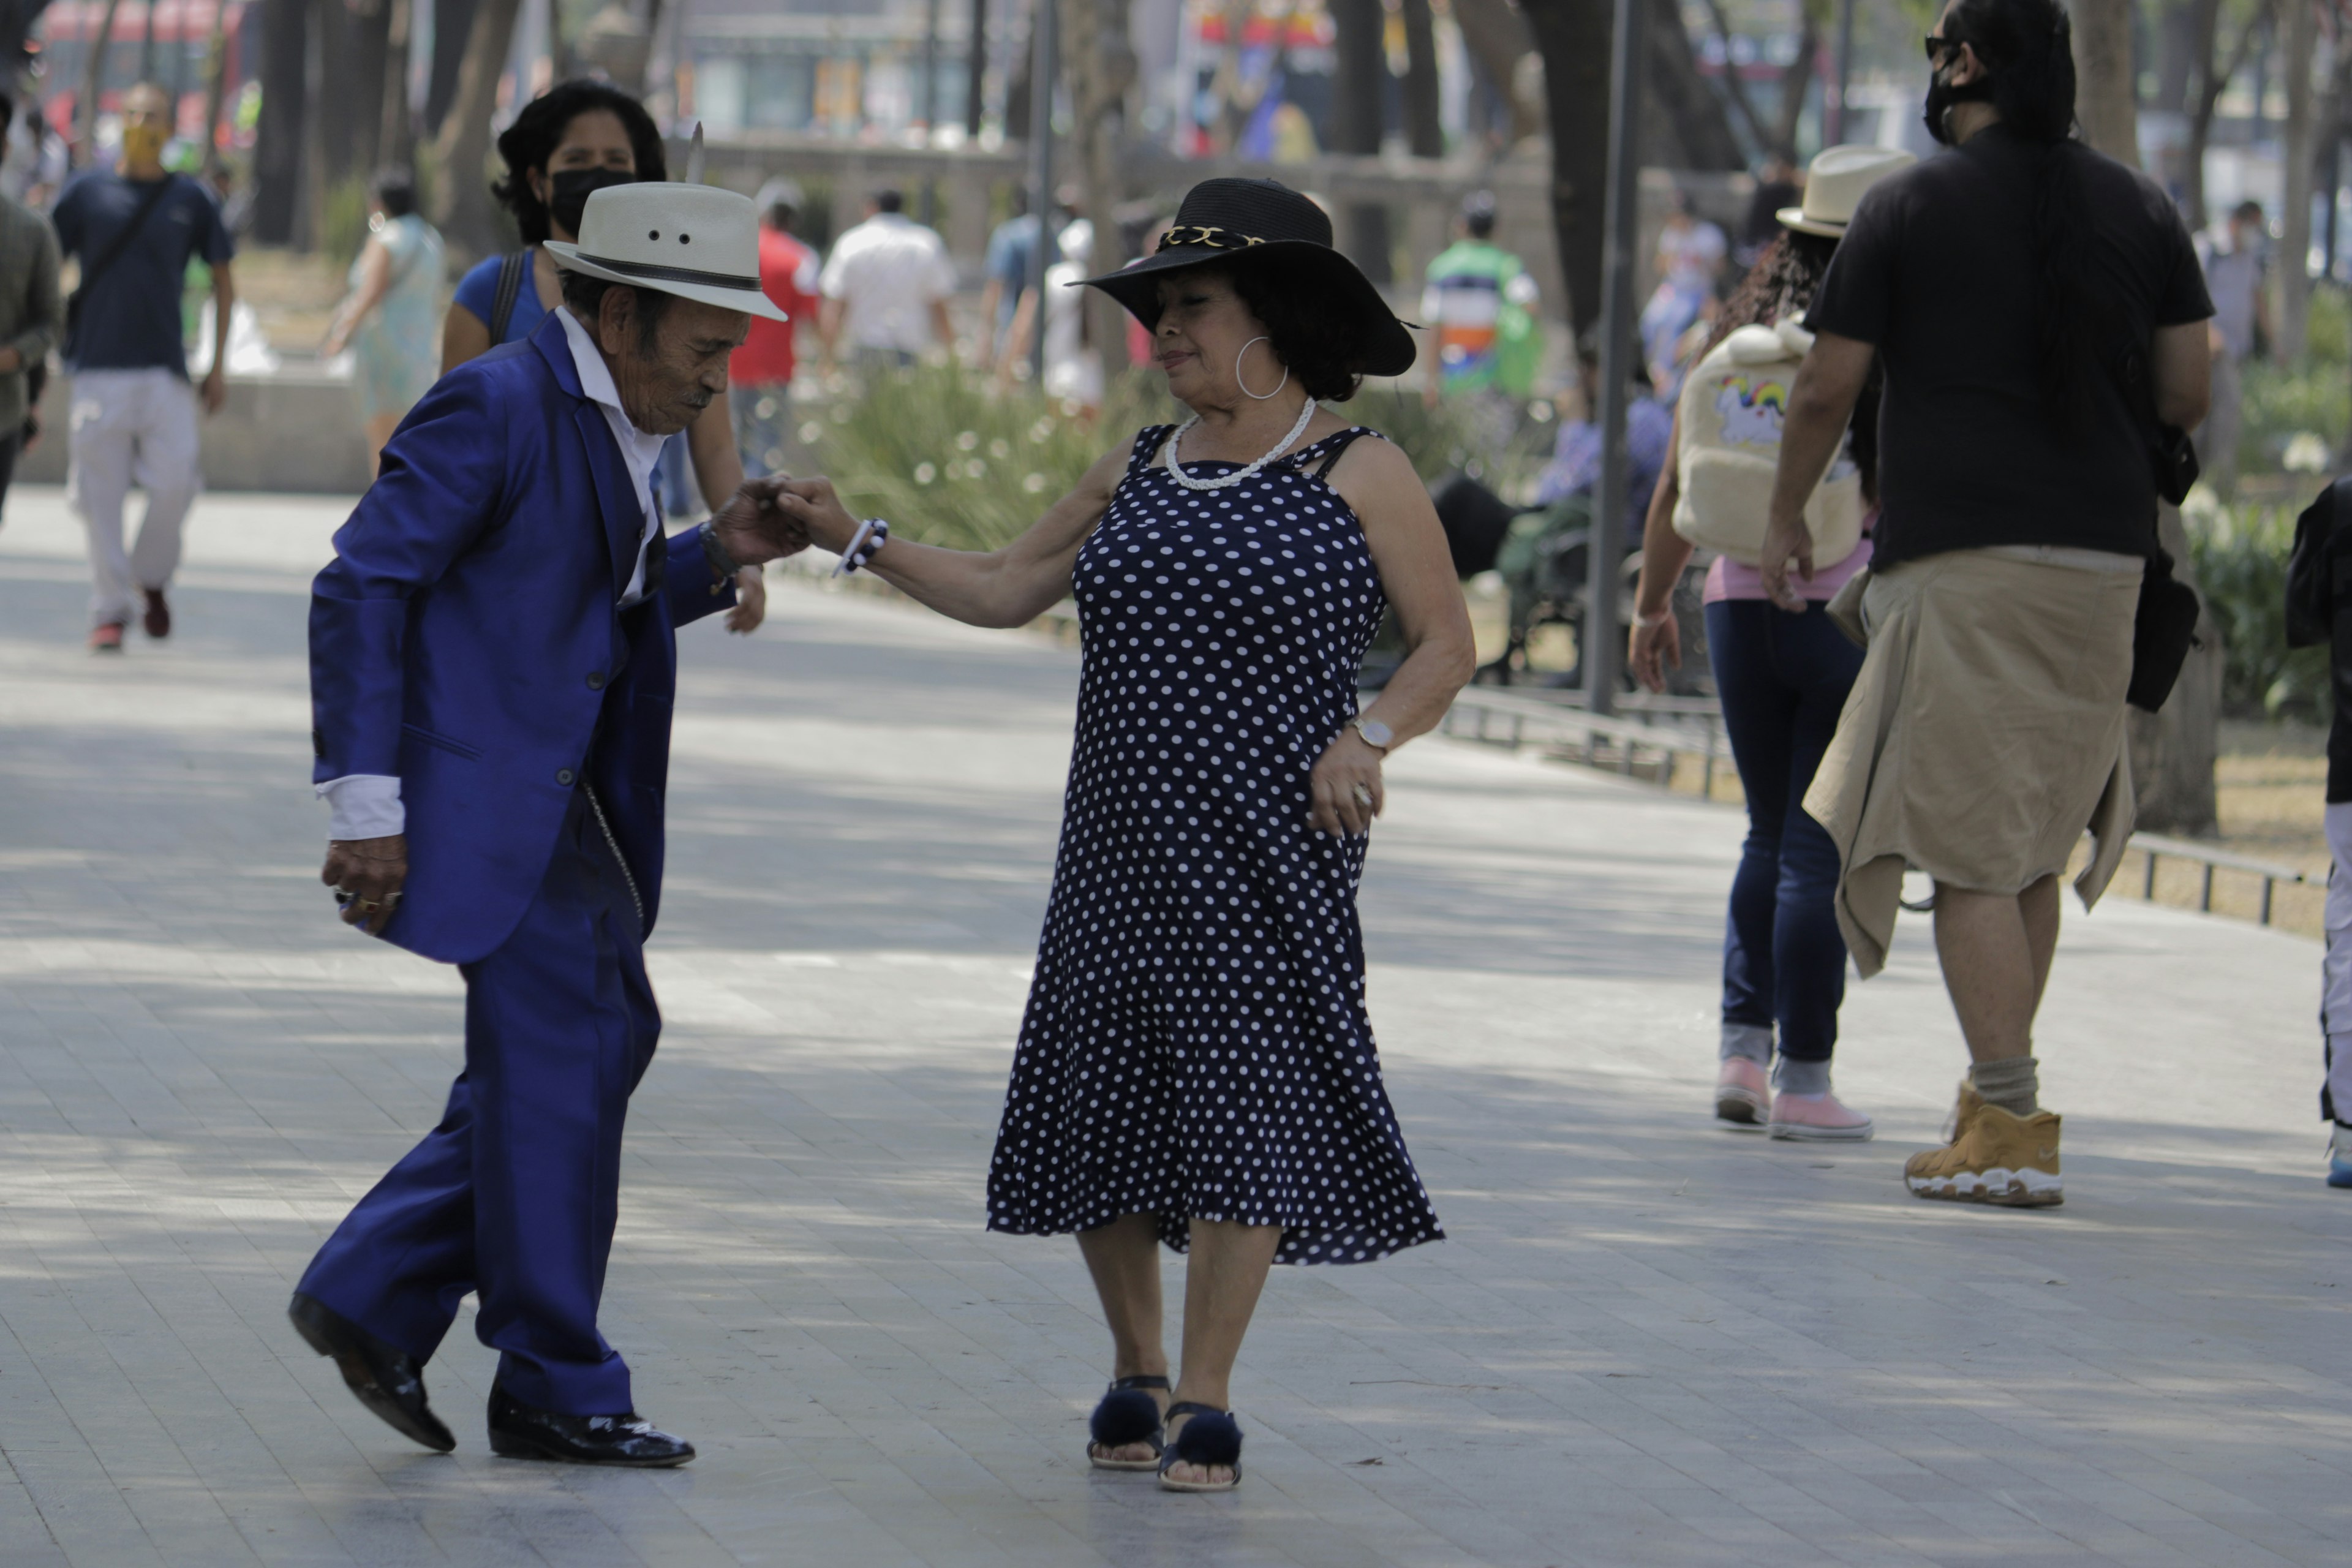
[[318, 307, 666, 842]]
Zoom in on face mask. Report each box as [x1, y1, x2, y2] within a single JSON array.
[[1923, 59, 1996, 146], [546, 166, 634, 239], [121, 122, 167, 168]]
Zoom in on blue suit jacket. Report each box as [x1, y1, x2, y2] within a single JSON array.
[[309, 311, 736, 965]]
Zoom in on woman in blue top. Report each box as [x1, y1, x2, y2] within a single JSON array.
[[440, 79, 764, 630]]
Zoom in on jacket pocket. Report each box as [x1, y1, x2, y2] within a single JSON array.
[[401, 722, 482, 761]]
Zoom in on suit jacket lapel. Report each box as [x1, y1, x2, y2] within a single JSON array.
[[573, 403, 641, 599]]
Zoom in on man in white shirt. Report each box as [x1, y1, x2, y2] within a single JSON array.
[[818, 188, 957, 371]]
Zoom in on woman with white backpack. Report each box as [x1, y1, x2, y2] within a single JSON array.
[[1626, 145, 1914, 1140]]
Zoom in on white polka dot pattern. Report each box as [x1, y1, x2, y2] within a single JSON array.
[[984, 424, 1446, 1266]]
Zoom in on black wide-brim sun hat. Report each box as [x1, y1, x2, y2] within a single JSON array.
[[1075, 177, 1419, 379]]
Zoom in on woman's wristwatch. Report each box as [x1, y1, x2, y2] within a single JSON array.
[[1349, 717, 1393, 754]]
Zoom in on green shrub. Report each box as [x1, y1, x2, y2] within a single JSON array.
[[813, 367, 1494, 552], [2182, 492, 2331, 721]]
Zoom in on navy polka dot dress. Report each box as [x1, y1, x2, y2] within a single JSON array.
[[984, 423, 1445, 1265]]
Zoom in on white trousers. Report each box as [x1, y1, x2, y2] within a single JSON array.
[[2324, 802, 2352, 1123], [68, 368, 201, 625]]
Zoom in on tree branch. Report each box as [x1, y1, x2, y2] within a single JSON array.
[[1697, 0, 1774, 153]]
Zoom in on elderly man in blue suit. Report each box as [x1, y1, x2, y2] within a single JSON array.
[[287, 184, 807, 1468]]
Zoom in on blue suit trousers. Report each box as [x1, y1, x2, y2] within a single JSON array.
[[297, 785, 659, 1415]]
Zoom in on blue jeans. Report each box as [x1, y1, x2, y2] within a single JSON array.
[[1706, 599, 1864, 1062]]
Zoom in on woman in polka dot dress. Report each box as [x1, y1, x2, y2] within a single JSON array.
[[778, 179, 1476, 1491]]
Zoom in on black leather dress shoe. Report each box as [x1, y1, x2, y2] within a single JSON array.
[[486, 1384, 696, 1467], [287, 1292, 456, 1453]]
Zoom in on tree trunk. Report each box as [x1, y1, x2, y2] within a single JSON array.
[[1765, 0, 1819, 162], [2129, 502, 2222, 835], [1646, 0, 1743, 171], [382, 0, 416, 168], [2279, 0, 2318, 361], [75, 0, 123, 164], [1523, 0, 1613, 335], [2073, 0, 2140, 166], [1452, 0, 1540, 145], [251, 0, 309, 244], [1061, 0, 1133, 393], [426, 0, 477, 137], [1329, 0, 1392, 283], [200, 0, 234, 176], [965, 0, 989, 138], [340, 0, 392, 183], [2186, 0, 2274, 231], [430, 0, 525, 263], [1400, 0, 1444, 158]]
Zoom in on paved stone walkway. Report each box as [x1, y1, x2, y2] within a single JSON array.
[[0, 488, 2345, 1567]]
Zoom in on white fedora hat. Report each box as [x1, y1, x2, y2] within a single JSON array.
[[1776, 145, 1917, 238], [546, 182, 788, 322]]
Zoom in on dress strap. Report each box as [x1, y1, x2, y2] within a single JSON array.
[[1300, 426, 1381, 478], [1128, 424, 1177, 476]]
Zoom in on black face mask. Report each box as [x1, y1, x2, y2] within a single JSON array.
[[1923, 60, 1996, 145], [546, 166, 635, 238]]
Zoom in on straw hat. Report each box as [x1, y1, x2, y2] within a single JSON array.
[[546, 183, 788, 322], [1776, 145, 1917, 238], [1076, 177, 1416, 377]]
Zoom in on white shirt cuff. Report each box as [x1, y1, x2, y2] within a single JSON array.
[[318, 774, 404, 840]]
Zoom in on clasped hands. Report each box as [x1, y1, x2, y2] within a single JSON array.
[[709, 475, 816, 568]]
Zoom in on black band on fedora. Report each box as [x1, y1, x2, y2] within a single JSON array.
[[575, 254, 762, 292]]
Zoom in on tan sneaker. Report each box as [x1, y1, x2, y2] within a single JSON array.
[[1904, 1082, 2062, 1207]]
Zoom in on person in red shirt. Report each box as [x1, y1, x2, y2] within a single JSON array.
[[730, 179, 820, 477]]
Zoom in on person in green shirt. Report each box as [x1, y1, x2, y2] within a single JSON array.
[[1420, 192, 1541, 408]]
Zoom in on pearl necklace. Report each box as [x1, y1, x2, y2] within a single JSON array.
[[1163, 399, 1320, 491]]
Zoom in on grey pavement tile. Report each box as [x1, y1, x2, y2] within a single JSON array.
[[1, 490, 2345, 1566]]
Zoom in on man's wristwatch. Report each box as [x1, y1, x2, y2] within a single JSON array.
[[701, 522, 742, 590], [1349, 717, 1393, 754]]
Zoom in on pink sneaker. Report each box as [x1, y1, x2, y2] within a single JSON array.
[[1768, 1090, 1875, 1142], [1714, 1057, 1769, 1125]]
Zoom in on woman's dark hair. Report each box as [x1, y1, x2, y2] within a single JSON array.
[[1945, 0, 2094, 432], [373, 166, 417, 219], [492, 80, 667, 245], [1700, 230, 1880, 503], [1202, 257, 1365, 402]]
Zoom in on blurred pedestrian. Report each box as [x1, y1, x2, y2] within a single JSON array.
[[0, 92, 59, 535], [1736, 156, 1803, 268], [979, 185, 1042, 363], [439, 79, 762, 631], [995, 217, 1104, 412], [1629, 146, 1915, 1140], [52, 81, 233, 653], [728, 178, 819, 480], [818, 189, 956, 374], [776, 178, 1471, 1493], [1762, 0, 2212, 1207], [2194, 198, 2268, 498], [1639, 190, 1725, 393], [1420, 190, 1541, 427], [322, 167, 444, 474], [2285, 473, 2352, 1187]]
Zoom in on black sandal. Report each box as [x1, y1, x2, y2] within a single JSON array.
[[1156, 1402, 1243, 1491], [1086, 1374, 1170, 1471]]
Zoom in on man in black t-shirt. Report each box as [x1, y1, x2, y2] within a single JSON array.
[[52, 81, 235, 652], [1757, 0, 2211, 1210]]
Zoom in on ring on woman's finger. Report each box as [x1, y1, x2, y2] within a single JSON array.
[[1350, 784, 1374, 808]]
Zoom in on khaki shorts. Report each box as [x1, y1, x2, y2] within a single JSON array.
[[1804, 547, 2142, 978]]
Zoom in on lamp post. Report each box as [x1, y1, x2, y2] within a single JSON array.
[[1583, 0, 1648, 714]]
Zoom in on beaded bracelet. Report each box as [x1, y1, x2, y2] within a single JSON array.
[[833, 518, 891, 578]]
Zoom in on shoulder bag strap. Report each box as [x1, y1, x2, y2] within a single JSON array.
[[488, 249, 529, 343], [79, 175, 179, 295]]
